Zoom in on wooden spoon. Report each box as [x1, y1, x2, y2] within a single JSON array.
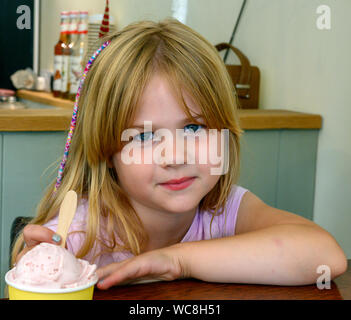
[[56, 190, 78, 248]]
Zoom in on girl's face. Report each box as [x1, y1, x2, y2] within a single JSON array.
[[111, 73, 223, 215]]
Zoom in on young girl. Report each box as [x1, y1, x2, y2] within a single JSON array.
[[11, 18, 346, 289]]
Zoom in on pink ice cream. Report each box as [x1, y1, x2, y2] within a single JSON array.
[[7, 243, 98, 289]]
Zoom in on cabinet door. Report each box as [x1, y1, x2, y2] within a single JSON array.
[[0, 131, 66, 298], [239, 130, 280, 207], [275, 129, 319, 220], [239, 129, 319, 221]]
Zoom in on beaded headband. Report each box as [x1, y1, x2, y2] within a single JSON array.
[[54, 40, 111, 193]]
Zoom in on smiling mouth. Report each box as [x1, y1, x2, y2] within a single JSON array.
[[159, 177, 196, 191], [161, 176, 196, 184]]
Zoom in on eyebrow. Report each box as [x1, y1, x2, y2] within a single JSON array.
[[132, 115, 204, 129]]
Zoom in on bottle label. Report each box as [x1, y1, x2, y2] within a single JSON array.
[[69, 56, 83, 94], [53, 55, 63, 91], [61, 55, 70, 92], [69, 21, 78, 33], [60, 22, 69, 33], [78, 22, 88, 33]]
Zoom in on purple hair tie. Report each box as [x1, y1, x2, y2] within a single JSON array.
[[54, 40, 111, 193]]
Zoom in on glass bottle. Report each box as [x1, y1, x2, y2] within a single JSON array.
[[79, 11, 89, 68], [69, 11, 88, 101], [53, 11, 70, 98], [67, 11, 80, 101], [60, 11, 73, 99]]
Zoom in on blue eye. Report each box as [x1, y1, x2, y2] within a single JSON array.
[[184, 124, 205, 134], [134, 131, 154, 142], [134, 124, 206, 142]]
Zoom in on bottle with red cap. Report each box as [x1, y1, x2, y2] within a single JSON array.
[[53, 11, 70, 98], [78, 11, 89, 66], [69, 11, 88, 101], [67, 11, 79, 100], [60, 11, 76, 99]]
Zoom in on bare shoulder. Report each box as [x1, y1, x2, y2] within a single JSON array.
[[235, 191, 319, 235]]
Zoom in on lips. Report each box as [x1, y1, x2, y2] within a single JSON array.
[[161, 176, 196, 184], [160, 176, 196, 191]]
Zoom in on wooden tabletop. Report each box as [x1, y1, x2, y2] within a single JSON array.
[[1, 261, 349, 301], [0, 90, 321, 132], [93, 260, 350, 300]]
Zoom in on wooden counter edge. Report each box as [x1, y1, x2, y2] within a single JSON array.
[[0, 109, 322, 131], [5, 90, 323, 131], [238, 109, 322, 130], [0, 108, 73, 131]]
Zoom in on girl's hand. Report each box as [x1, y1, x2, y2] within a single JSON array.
[[96, 246, 187, 290], [16, 224, 62, 263]]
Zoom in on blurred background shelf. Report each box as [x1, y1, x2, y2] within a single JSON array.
[[17, 89, 74, 109]]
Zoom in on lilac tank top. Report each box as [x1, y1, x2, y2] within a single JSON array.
[[44, 185, 248, 268]]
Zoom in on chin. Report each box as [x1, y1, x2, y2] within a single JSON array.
[[158, 196, 200, 213]]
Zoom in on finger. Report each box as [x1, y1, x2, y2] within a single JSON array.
[[15, 237, 63, 265], [23, 224, 61, 247], [97, 260, 143, 290], [96, 262, 122, 280]]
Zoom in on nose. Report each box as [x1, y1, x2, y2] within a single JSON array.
[[154, 129, 194, 167]]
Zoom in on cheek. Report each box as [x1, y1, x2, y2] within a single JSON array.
[[195, 130, 224, 169], [113, 153, 154, 188]]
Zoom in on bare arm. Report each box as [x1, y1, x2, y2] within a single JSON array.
[[174, 224, 345, 285], [175, 192, 347, 285], [97, 192, 347, 288]]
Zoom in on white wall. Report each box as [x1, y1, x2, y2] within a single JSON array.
[[218, 0, 351, 258], [40, 0, 351, 258]]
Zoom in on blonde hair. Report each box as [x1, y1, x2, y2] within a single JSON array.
[[11, 18, 243, 266]]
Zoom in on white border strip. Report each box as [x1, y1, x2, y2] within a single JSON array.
[[33, 0, 40, 74]]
